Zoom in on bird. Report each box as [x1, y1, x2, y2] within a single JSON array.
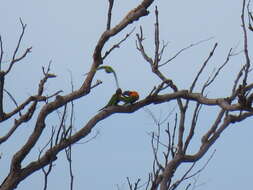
[[121, 90, 139, 104], [96, 65, 120, 89], [99, 88, 122, 111]]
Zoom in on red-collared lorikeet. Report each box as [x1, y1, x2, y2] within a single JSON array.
[[122, 90, 139, 104], [99, 88, 122, 111], [97, 65, 119, 89]]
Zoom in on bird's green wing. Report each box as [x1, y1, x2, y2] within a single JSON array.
[[121, 96, 137, 104], [99, 88, 122, 111]]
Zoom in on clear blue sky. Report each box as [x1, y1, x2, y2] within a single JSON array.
[[1, 1, 252, 190]]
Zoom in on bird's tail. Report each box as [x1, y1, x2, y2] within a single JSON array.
[[113, 72, 120, 89]]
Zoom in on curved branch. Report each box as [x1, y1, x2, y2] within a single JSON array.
[[0, 2, 155, 190]]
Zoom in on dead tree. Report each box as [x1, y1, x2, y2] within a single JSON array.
[[0, 0, 253, 190]]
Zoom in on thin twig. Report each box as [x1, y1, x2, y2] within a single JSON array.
[[0, 36, 3, 70], [183, 102, 202, 153], [185, 150, 216, 180], [55, 104, 68, 145], [127, 177, 141, 190], [171, 113, 177, 157], [102, 28, 135, 60], [66, 71, 75, 190], [189, 43, 218, 93], [5, 18, 32, 74], [136, 26, 154, 65], [203, 48, 232, 90], [75, 130, 100, 144], [170, 149, 216, 190], [40, 127, 55, 190], [169, 163, 196, 190], [159, 37, 214, 67], [241, 0, 251, 86], [3, 89, 21, 116]]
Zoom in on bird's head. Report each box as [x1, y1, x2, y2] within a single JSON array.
[[129, 91, 139, 99], [116, 88, 122, 95], [123, 90, 139, 99]]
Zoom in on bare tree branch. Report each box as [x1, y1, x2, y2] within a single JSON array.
[[136, 26, 154, 65], [65, 72, 75, 190], [171, 114, 177, 158], [241, 0, 251, 86], [159, 37, 214, 67], [0, 2, 155, 189], [0, 65, 59, 145], [3, 89, 20, 115], [203, 48, 233, 90], [107, 0, 114, 30], [0, 64, 58, 123], [40, 128, 55, 190], [189, 43, 218, 93], [65, 145, 74, 190], [127, 177, 141, 190], [0, 36, 3, 69], [0, 71, 4, 118], [154, 6, 160, 69], [102, 28, 135, 60], [5, 18, 32, 75], [183, 47, 233, 153], [1, 1, 253, 190]]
